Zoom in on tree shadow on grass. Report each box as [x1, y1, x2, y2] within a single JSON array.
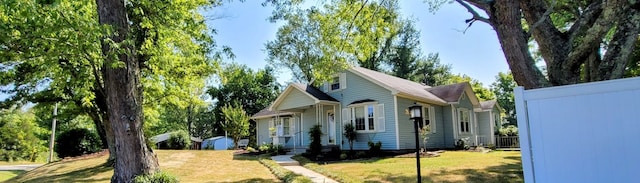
[[9, 163, 112, 183]]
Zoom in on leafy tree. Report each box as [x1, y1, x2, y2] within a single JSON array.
[[266, 0, 406, 84], [447, 74, 495, 101], [491, 72, 517, 126], [410, 53, 453, 86], [208, 64, 279, 147], [429, 0, 640, 89], [1, 0, 223, 180], [221, 104, 250, 149], [0, 108, 46, 162]]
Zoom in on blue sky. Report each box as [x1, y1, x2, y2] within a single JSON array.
[[206, 1, 509, 86]]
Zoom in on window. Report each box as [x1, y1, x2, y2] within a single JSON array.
[[494, 113, 501, 129], [351, 104, 377, 132], [458, 109, 470, 133], [327, 73, 346, 92], [330, 76, 340, 90], [270, 117, 293, 137], [422, 105, 436, 133]]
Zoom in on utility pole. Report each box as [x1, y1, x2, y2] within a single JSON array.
[[48, 103, 58, 163]]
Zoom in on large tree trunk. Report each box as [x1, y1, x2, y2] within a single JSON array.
[[490, 0, 549, 89], [95, 0, 159, 182]]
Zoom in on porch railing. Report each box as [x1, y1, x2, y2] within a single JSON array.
[[475, 135, 491, 146], [495, 136, 520, 148]]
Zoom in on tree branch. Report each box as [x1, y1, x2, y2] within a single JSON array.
[[566, 0, 629, 70], [455, 0, 491, 25], [567, 2, 603, 42], [599, 9, 640, 80]]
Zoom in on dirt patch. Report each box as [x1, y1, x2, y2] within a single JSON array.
[[160, 152, 195, 167], [395, 150, 445, 158]]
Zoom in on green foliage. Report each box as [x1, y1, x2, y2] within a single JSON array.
[[133, 171, 179, 183], [447, 74, 495, 101], [266, 0, 408, 84], [491, 72, 518, 125], [367, 141, 382, 157], [0, 108, 47, 162], [221, 104, 250, 149], [258, 144, 286, 155], [343, 123, 357, 151], [208, 64, 279, 147], [258, 157, 313, 183], [498, 125, 519, 137], [308, 125, 323, 156], [55, 128, 102, 158], [166, 130, 191, 150]]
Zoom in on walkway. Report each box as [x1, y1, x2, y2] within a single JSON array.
[[271, 155, 339, 183], [0, 164, 42, 171]]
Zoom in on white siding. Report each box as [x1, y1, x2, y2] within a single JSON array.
[[516, 77, 640, 183]]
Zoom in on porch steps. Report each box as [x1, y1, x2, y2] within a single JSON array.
[[287, 148, 307, 155]]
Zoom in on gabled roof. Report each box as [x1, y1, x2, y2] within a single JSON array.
[[267, 83, 338, 112], [291, 83, 338, 102], [479, 100, 503, 112], [251, 107, 294, 119], [152, 132, 202, 143], [426, 82, 480, 107], [480, 100, 497, 110], [349, 67, 447, 105]]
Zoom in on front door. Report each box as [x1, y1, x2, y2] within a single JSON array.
[[328, 111, 336, 144]]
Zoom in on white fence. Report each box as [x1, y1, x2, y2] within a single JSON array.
[[515, 77, 640, 183]]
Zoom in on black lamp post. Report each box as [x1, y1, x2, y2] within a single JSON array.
[[408, 104, 423, 183]]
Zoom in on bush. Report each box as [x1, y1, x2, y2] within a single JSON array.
[[167, 130, 191, 150], [55, 128, 102, 158], [133, 171, 178, 183], [258, 143, 285, 155], [499, 125, 519, 136], [308, 125, 323, 156], [343, 123, 357, 151], [368, 141, 382, 157]]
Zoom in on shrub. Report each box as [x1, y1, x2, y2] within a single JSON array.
[[355, 151, 367, 158], [167, 130, 191, 150], [308, 125, 323, 156], [499, 125, 519, 136], [339, 153, 347, 160], [343, 123, 357, 151], [258, 143, 285, 155], [55, 128, 102, 158], [258, 156, 312, 183], [133, 171, 178, 183], [246, 146, 257, 152], [367, 141, 382, 157]]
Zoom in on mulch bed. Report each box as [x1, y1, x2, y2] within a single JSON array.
[[395, 150, 445, 158], [59, 149, 109, 162]]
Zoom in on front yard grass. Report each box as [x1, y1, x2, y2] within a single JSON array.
[[294, 151, 523, 183], [7, 150, 280, 183]]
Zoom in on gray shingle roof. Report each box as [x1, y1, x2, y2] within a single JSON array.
[[425, 82, 468, 102], [251, 107, 294, 119], [480, 100, 497, 110], [350, 67, 447, 104], [292, 83, 338, 102]]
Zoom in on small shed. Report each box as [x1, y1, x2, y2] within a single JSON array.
[[201, 136, 234, 150]]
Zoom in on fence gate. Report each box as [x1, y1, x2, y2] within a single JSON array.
[[515, 77, 640, 183]]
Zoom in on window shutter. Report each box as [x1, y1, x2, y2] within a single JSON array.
[[290, 117, 296, 136], [340, 73, 347, 90], [269, 119, 275, 137], [430, 106, 436, 134], [376, 104, 385, 132], [277, 119, 284, 136], [342, 108, 351, 125]]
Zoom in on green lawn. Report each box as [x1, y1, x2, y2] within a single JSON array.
[[5, 150, 280, 183], [0, 170, 25, 182], [296, 151, 523, 183]]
